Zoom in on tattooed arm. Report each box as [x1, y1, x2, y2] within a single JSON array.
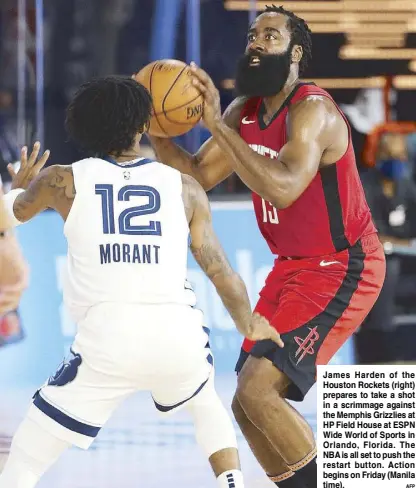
[[182, 174, 252, 336], [5, 143, 75, 223], [182, 175, 283, 345], [12, 165, 75, 222]]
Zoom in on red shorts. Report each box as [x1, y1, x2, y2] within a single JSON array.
[[235, 234, 386, 401]]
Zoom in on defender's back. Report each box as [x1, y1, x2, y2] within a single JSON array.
[[63, 157, 194, 321]]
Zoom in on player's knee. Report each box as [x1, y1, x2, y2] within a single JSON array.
[[235, 365, 288, 423], [236, 359, 269, 406], [238, 356, 290, 399], [235, 376, 265, 422], [232, 394, 253, 423], [187, 384, 238, 458], [231, 395, 245, 424], [231, 395, 241, 418], [232, 394, 255, 433]]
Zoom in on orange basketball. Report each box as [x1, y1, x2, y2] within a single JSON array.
[[134, 59, 204, 138]]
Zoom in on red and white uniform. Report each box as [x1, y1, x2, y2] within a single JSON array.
[[236, 84, 386, 401]]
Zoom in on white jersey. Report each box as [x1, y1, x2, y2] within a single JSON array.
[[63, 157, 196, 321]]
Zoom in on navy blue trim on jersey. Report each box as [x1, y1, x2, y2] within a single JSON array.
[[102, 156, 154, 168], [154, 328, 213, 413], [33, 392, 101, 438], [153, 374, 211, 413], [257, 82, 315, 130], [203, 326, 213, 362], [320, 164, 350, 251]]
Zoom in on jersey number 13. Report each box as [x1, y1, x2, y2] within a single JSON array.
[[261, 198, 279, 224], [95, 184, 162, 236]]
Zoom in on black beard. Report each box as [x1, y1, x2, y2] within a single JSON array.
[[235, 50, 292, 98]]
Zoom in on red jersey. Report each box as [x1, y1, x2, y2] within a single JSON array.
[[239, 83, 377, 258]]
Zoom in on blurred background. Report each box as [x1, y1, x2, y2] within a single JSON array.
[[1, 0, 416, 486]]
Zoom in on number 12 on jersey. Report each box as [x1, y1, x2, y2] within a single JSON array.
[[95, 184, 162, 236], [261, 198, 279, 224]]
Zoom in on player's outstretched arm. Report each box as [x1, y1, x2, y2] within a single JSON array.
[[183, 175, 283, 345], [184, 175, 251, 336], [5, 143, 74, 223], [148, 97, 246, 191]]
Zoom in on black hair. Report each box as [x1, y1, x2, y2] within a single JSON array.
[[264, 4, 312, 75], [65, 76, 152, 157]]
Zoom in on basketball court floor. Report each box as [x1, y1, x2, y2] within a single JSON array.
[[0, 373, 318, 487], [0, 373, 317, 488]]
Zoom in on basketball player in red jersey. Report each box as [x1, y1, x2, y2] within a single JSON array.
[[148, 5, 386, 487]]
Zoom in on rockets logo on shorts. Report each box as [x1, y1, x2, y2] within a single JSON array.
[[294, 327, 320, 365]]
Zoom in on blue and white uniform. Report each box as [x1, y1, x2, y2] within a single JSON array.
[[28, 157, 213, 449]]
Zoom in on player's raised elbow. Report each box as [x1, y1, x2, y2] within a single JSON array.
[[198, 174, 216, 192], [190, 160, 223, 192], [271, 197, 292, 210], [268, 178, 310, 209], [192, 170, 222, 192], [265, 185, 294, 210], [190, 148, 233, 192], [188, 155, 212, 191]]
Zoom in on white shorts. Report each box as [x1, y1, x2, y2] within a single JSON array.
[[27, 303, 213, 449]]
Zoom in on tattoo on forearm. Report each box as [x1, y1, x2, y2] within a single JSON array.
[[183, 175, 233, 279], [13, 200, 27, 221], [49, 166, 76, 201], [13, 166, 75, 221], [13, 170, 50, 220], [191, 224, 233, 278]]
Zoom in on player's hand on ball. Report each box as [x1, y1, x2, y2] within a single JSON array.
[[8, 142, 50, 190], [247, 312, 284, 348], [190, 62, 222, 132]]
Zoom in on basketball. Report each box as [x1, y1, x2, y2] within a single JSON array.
[[134, 59, 204, 138]]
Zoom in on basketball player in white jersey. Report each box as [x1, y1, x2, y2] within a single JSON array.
[[0, 76, 282, 488]]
